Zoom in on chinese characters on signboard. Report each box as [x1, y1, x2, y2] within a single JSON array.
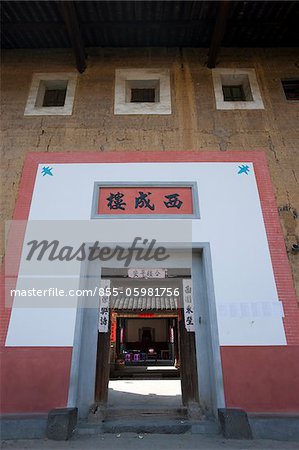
[[111, 313, 117, 342], [106, 191, 182, 211], [128, 268, 166, 279], [98, 279, 110, 332], [183, 279, 195, 332], [97, 186, 193, 216]]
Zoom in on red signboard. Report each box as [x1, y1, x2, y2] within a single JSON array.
[[138, 313, 155, 318], [98, 186, 193, 215], [111, 314, 117, 342]]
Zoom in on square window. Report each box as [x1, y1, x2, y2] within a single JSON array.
[[222, 85, 246, 102], [43, 88, 66, 107], [35, 80, 68, 108], [281, 79, 299, 101], [131, 88, 155, 103], [114, 69, 171, 115], [126, 79, 160, 103], [212, 69, 264, 110], [24, 73, 77, 116]]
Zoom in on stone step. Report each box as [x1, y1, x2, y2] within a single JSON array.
[[103, 405, 188, 420], [76, 421, 103, 436], [77, 417, 219, 436], [191, 420, 220, 435], [102, 417, 190, 434], [83, 404, 219, 436]]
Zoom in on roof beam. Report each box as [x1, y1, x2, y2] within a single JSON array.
[[60, 1, 86, 73], [207, 0, 232, 69]]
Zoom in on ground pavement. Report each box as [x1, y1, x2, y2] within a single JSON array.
[[2, 433, 299, 450]]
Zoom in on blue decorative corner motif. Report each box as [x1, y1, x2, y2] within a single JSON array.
[[238, 164, 250, 175], [41, 166, 53, 176]]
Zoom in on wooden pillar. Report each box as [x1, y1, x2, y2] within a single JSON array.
[[94, 319, 111, 404], [173, 318, 179, 366], [179, 313, 199, 406]]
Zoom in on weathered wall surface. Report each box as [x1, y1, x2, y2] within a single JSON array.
[[1, 47, 298, 298]]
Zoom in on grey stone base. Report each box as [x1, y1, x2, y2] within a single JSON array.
[[249, 413, 299, 442], [0, 414, 47, 440], [218, 408, 252, 439], [46, 407, 78, 441]]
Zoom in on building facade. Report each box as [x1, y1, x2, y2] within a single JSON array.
[[1, 0, 299, 435], [1, 46, 299, 417]]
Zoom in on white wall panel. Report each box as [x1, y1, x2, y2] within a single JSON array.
[[5, 162, 286, 346]]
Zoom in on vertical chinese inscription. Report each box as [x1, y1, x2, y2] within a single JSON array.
[[98, 279, 110, 332], [183, 279, 195, 332]]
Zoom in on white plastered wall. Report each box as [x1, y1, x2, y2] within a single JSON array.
[[5, 162, 286, 347]]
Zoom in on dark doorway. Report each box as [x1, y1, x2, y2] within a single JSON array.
[[94, 272, 199, 409], [111, 316, 179, 375]]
